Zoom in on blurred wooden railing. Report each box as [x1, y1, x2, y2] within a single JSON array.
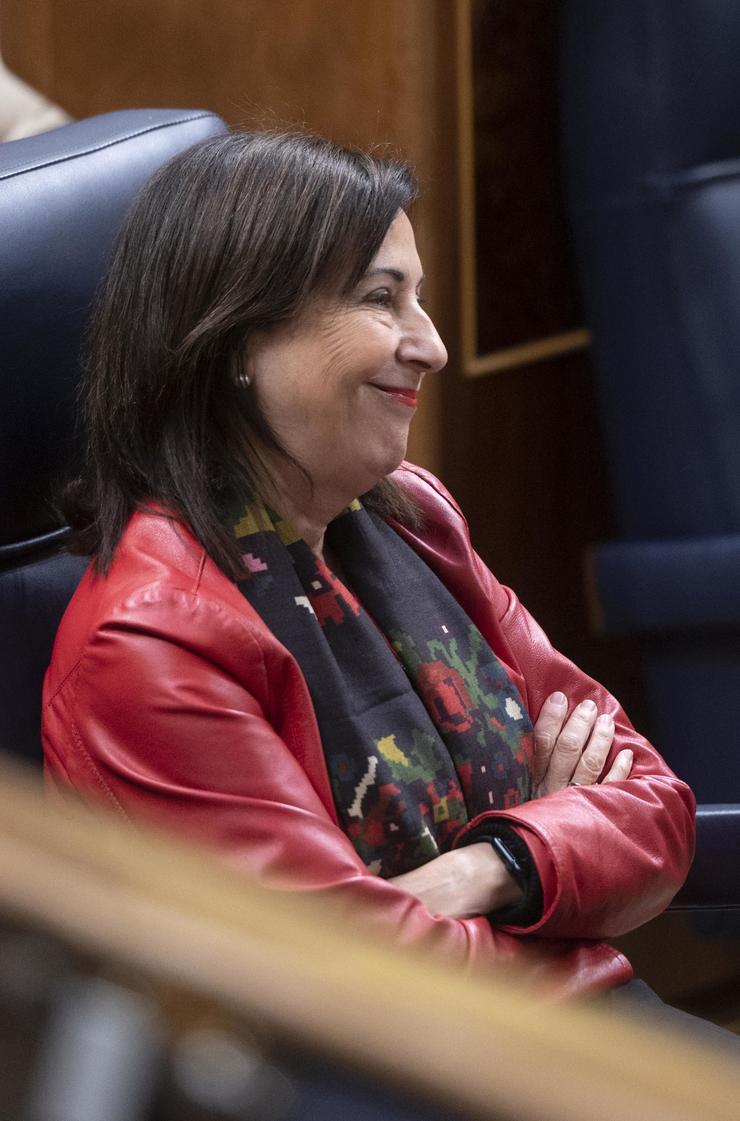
[[0, 756, 738, 1121]]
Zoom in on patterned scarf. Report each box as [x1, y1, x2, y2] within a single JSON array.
[[233, 498, 534, 878]]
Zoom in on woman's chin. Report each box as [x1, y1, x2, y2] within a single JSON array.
[[366, 440, 409, 486], [331, 461, 399, 503]]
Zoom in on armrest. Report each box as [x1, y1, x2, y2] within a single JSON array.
[[669, 805, 740, 911], [588, 534, 740, 636]]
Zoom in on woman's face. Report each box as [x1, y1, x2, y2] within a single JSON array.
[[248, 210, 447, 503]]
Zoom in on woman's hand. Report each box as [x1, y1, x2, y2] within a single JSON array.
[[388, 843, 522, 919], [532, 692, 633, 798]]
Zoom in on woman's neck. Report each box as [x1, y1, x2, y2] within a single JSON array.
[[285, 507, 327, 559], [261, 461, 356, 561]]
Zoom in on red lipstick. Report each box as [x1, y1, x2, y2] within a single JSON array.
[[372, 385, 419, 408]]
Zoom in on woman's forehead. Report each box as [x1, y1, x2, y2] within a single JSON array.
[[366, 212, 423, 279]]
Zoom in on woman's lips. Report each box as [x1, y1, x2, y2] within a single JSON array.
[[371, 384, 418, 408]]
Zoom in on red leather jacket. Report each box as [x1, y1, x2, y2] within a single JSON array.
[[42, 464, 695, 996]]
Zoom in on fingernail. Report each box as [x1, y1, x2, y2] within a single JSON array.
[[597, 713, 614, 728], [579, 699, 596, 713], [550, 691, 566, 705]]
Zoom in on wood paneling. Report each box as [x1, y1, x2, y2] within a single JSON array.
[[454, 0, 585, 377], [470, 0, 581, 357], [3, 0, 430, 144]]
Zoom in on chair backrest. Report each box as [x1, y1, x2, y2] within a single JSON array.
[[559, 3, 740, 802], [0, 108, 228, 764], [560, 0, 740, 541]]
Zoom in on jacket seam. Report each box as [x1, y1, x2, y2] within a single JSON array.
[[44, 654, 84, 705], [191, 548, 208, 595], [399, 462, 467, 520], [68, 681, 135, 824]]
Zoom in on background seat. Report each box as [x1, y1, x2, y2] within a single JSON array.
[[0, 108, 228, 765], [560, 1, 740, 917]]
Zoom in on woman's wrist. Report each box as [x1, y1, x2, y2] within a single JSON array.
[[462, 842, 524, 912], [388, 843, 523, 919]]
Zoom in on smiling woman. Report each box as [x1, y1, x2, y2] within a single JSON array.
[[247, 210, 447, 555], [60, 132, 428, 580], [44, 130, 697, 1011]]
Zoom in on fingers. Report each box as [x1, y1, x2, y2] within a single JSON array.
[[532, 691, 567, 787], [567, 712, 615, 787], [601, 748, 634, 784], [533, 695, 635, 796], [535, 698, 599, 795]]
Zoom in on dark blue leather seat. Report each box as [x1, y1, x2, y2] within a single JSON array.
[[561, 2, 740, 915], [0, 108, 228, 765]]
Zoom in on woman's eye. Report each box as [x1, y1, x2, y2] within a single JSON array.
[[365, 288, 393, 307]]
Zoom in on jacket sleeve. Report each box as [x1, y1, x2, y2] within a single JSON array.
[[461, 582, 695, 939], [43, 584, 555, 975], [395, 464, 697, 941]]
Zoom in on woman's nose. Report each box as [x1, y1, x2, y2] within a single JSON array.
[[398, 309, 448, 373]]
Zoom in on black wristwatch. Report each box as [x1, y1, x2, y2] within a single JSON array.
[[490, 833, 528, 890]]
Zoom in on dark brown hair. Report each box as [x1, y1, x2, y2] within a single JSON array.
[[65, 130, 419, 577]]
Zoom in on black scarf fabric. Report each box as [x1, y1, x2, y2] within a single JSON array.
[[234, 498, 534, 878]]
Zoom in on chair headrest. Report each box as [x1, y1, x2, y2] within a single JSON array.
[[562, 1, 740, 206], [0, 108, 228, 563]]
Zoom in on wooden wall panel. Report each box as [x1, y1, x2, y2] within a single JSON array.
[[470, 0, 580, 357], [3, 0, 428, 143]]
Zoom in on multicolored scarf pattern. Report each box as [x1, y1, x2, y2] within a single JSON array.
[[234, 498, 533, 878]]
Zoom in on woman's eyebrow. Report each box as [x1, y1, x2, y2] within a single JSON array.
[[364, 266, 425, 286]]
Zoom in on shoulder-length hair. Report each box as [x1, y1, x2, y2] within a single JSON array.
[[65, 130, 419, 578]]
